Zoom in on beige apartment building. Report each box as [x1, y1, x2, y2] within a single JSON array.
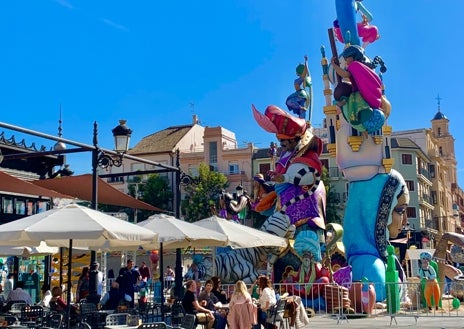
[[106, 115, 256, 214]]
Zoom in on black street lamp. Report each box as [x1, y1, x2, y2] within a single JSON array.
[[87, 120, 132, 304], [173, 149, 200, 299]]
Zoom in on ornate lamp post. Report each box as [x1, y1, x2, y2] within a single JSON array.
[[88, 120, 132, 303]]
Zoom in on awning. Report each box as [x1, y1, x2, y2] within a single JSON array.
[[0, 170, 74, 199], [32, 174, 163, 211]]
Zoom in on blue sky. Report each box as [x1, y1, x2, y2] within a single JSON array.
[[1, 0, 463, 186]]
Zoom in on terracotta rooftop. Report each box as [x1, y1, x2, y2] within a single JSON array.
[[128, 125, 193, 155]]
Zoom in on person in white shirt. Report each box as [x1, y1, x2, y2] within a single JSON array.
[[257, 276, 276, 329], [91, 262, 104, 296], [3, 274, 13, 299], [39, 284, 52, 308]]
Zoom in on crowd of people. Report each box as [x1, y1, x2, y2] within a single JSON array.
[[180, 274, 280, 329], [0, 258, 284, 329]]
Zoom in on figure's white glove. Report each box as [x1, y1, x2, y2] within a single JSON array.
[[283, 163, 316, 186]]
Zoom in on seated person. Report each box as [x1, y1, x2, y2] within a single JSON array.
[[39, 284, 52, 308], [50, 286, 78, 315], [256, 276, 276, 329], [99, 281, 132, 310], [182, 280, 215, 329], [7, 281, 32, 305], [228, 280, 257, 329], [211, 276, 229, 304], [198, 280, 227, 329]]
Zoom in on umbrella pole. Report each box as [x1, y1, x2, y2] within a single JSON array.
[[66, 239, 73, 329], [160, 242, 164, 321]]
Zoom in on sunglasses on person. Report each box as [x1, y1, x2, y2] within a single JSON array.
[[394, 207, 406, 215]]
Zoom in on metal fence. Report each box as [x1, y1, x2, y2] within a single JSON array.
[[221, 280, 463, 320]]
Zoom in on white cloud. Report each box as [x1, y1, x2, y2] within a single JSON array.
[[54, 0, 73, 9], [100, 18, 129, 32]]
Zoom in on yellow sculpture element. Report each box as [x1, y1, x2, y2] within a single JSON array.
[[382, 158, 394, 173], [327, 143, 337, 157], [382, 125, 392, 135], [323, 105, 338, 115], [347, 135, 363, 151], [373, 136, 383, 145]]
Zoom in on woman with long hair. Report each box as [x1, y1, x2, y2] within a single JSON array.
[[228, 281, 257, 329], [76, 266, 90, 302], [211, 276, 229, 304], [257, 276, 276, 329]]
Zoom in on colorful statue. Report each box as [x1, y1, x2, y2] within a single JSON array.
[[252, 104, 328, 305], [251, 173, 276, 217], [200, 104, 325, 285], [418, 251, 440, 311], [218, 190, 250, 222], [252, 104, 326, 234], [334, 0, 379, 48], [322, 0, 409, 302], [286, 55, 313, 120], [330, 45, 390, 135], [285, 231, 330, 300]]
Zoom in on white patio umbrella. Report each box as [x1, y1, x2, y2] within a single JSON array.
[[193, 215, 288, 248], [0, 203, 157, 250], [137, 213, 228, 249], [137, 213, 228, 319], [0, 241, 59, 257], [0, 203, 158, 327]]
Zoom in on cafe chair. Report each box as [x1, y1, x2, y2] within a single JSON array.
[[82, 311, 107, 329], [41, 312, 63, 329], [7, 301, 27, 314], [79, 302, 97, 316], [266, 299, 288, 329], [137, 322, 167, 329], [179, 314, 195, 329], [20, 305, 45, 328], [169, 301, 185, 327], [138, 301, 159, 323], [105, 313, 129, 326]]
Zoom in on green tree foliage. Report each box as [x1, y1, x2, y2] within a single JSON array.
[[321, 166, 342, 225], [127, 174, 173, 221], [181, 163, 228, 222]]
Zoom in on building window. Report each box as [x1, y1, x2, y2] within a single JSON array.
[[439, 146, 443, 156], [429, 164, 435, 178], [188, 165, 199, 176], [229, 163, 240, 174], [406, 207, 416, 218], [108, 176, 124, 183], [209, 141, 218, 166], [37, 201, 49, 213], [2, 197, 13, 214], [27, 201, 35, 215], [401, 154, 412, 165], [258, 163, 271, 178], [15, 199, 26, 215], [405, 180, 415, 192], [431, 191, 437, 204], [437, 127, 441, 136]]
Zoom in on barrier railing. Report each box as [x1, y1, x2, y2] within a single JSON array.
[[222, 280, 463, 320]]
